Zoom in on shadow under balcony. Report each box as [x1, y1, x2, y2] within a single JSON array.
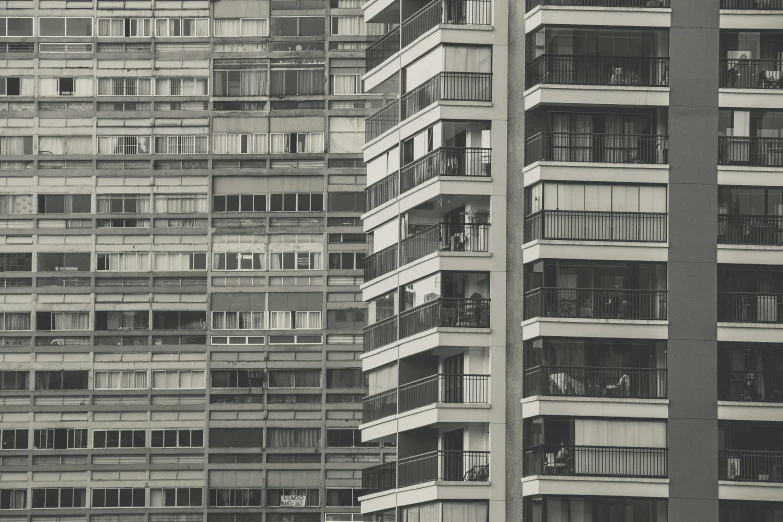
[[719, 215, 783, 246], [526, 55, 669, 90], [526, 0, 669, 10], [720, 137, 783, 168], [524, 288, 668, 321], [525, 132, 668, 166], [525, 210, 667, 243], [524, 365, 667, 399], [524, 445, 668, 478], [362, 450, 490, 494]]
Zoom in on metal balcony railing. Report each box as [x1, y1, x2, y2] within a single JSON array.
[[363, 243, 398, 282], [361, 461, 397, 494], [526, 0, 669, 8], [399, 297, 490, 338], [362, 373, 489, 423], [718, 292, 783, 323], [400, 147, 491, 193], [523, 288, 668, 320], [721, 0, 783, 9], [400, 223, 490, 265], [719, 371, 783, 402], [719, 137, 783, 167], [401, 72, 492, 120], [719, 450, 783, 482], [525, 210, 667, 243], [365, 171, 399, 211], [718, 215, 783, 246], [363, 315, 398, 353], [398, 450, 490, 487], [365, 99, 400, 143], [401, 0, 491, 48], [523, 366, 667, 399], [366, 27, 400, 71], [526, 55, 669, 89], [720, 59, 783, 89], [525, 132, 668, 166], [524, 445, 668, 478]]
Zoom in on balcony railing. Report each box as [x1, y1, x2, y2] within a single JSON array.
[[402, 0, 491, 48], [719, 371, 783, 402], [363, 315, 398, 353], [719, 450, 783, 482], [525, 132, 669, 166], [721, 0, 783, 8], [400, 223, 490, 265], [401, 72, 492, 120], [400, 147, 491, 193], [720, 59, 783, 89], [525, 211, 667, 243], [523, 366, 667, 399], [366, 171, 399, 211], [364, 243, 398, 282], [398, 450, 490, 487], [718, 215, 783, 246], [366, 27, 400, 71], [365, 99, 400, 143], [400, 297, 490, 338], [524, 288, 668, 320], [527, 0, 669, 9], [524, 445, 667, 478], [362, 461, 397, 494], [719, 137, 783, 167], [526, 55, 669, 89], [718, 292, 783, 323], [363, 373, 489, 423]]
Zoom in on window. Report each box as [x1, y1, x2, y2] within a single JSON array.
[[269, 311, 322, 330], [211, 369, 264, 388], [0, 371, 28, 391], [211, 335, 266, 345], [152, 370, 206, 389], [213, 194, 267, 212], [331, 73, 362, 95], [213, 68, 268, 96], [153, 252, 207, 271], [209, 489, 262, 507], [326, 369, 363, 388], [328, 253, 366, 270], [34, 371, 88, 391], [0, 253, 32, 271], [328, 192, 365, 212], [0, 18, 34, 37], [270, 252, 322, 270], [152, 311, 207, 330], [268, 369, 321, 388], [270, 67, 325, 96], [0, 195, 32, 214], [97, 18, 152, 37], [0, 490, 26, 510], [0, 313, 30, 331], [155, 18, 209, 37], [1, 429, 28, 450], [38, 136, 93, 155], [97, 253, 150, 272], [31, 488, 87, 509], [212, 252, 265, 271], [213, 134, 268, 154], [150, 488, 202, 508], [326, 489, 360, 507], [33, 428, 87, 450], [94, 371, 148, 390], [38, 194, 91, 214], [154, 78, 209, 96], [327, 309, 366, 329], [326, 428, 364, 448], [267, 489, 320, 507], [35, 312, 90, 331], [94, 311, 149, 330], [266, 428, 321, 448], [211, 311, 266, 330], [153, 194, 208, 213], [97, 194, 150, 213], [97, 136, 151, 155], [39, 18, 93, 37], [0, 78, 33, 97], [155, 136, 208, 154], [93, 430, 146, 449], [214, 18, 268, 37], [269, 132, 325, 153], [271, 17, 325, 37], [92, 489, 145, 508], [328, 233, 366, 244], [151, 429, 203, 448], [209, 428, 263, 448], [98, 78, 152, 96], [0, 136, 33, 155], [269, 193, 324, 212]]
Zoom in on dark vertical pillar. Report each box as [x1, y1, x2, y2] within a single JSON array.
[[667, 1, 720, 521]]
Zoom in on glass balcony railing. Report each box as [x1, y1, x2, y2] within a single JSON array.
[[719, 137, 783, 167], [718, 292, 783, 323], [718, 215, 783, 246], [523, 365, 667, 399], [525, 132, 668, 166], [524, 210, 667, 243], [720, 59, 783, 89], [526, 55, 669, 89], [363, 373, 489, 424], [524, 445, 668, 478], [721, 0, 783, 9], [526, 0, 669, 9], [362, 450, 489, 494], [524, 288, 668, 321], [719, 371, 783, 402], [719, 450, 783, 482]]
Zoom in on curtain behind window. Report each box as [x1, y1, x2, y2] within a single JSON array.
[[267, 428, 321, 448]]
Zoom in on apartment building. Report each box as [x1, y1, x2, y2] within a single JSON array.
[[359, 0, 783, 521], [0, 0, 393, 520]]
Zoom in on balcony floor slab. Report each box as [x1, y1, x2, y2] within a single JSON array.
[[720, 12, 783, 30], [523, 161, 669, 187], [524, 84, 669, 111], [359, 480, 492, 514], [525, 6, 671, 33], [719, 165, 783, 186], [523, 240, 668, 264], [719, 323, 783, 343], [522, 317, 668, 341], [719, 481, 783, 502], [521, 395, 668, 420], [719, 401, 783, 423], [718, 245, 783, 265], [360, 402, 491, 441], [521, 475, 669, 498], [720, 90, 783, 111]]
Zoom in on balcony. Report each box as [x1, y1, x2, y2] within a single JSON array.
[[525, 211, 667, 243], [366, 171, 399, 211], [363, 373, 489, 423], [718, 215, 783, 246], [365, 100, 400, 143], [526, 0, 669, 9], [402, 72, 492, 120], [525, 132, 668, 166], [362, 450, 489, 495], [364, 243, 398, 282], [718, 293, 783, 323], [720, 59, 783, 89], [526, 55, 669, 90], [719, 371, 783, 402], [524, 445, 668, 478], [719, 450, 783, 482], [363, 315, 398, 353], [401, 223, 490, 265], [367, 27, 401, 72], [400, 147, 491, 193], [523, 366, 667, 399], [721, 0, 783, 9], [400, 297, 490, 337], [524, 288, 668, 321], [719, 137, 783, 167]]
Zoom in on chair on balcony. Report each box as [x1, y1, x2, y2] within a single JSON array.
[[604, 374, 630, 397], [543, 453, 567, 475]]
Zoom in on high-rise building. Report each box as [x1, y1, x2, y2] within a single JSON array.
[[0, 0, 391, 520], [358, 0, 783, 521]]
